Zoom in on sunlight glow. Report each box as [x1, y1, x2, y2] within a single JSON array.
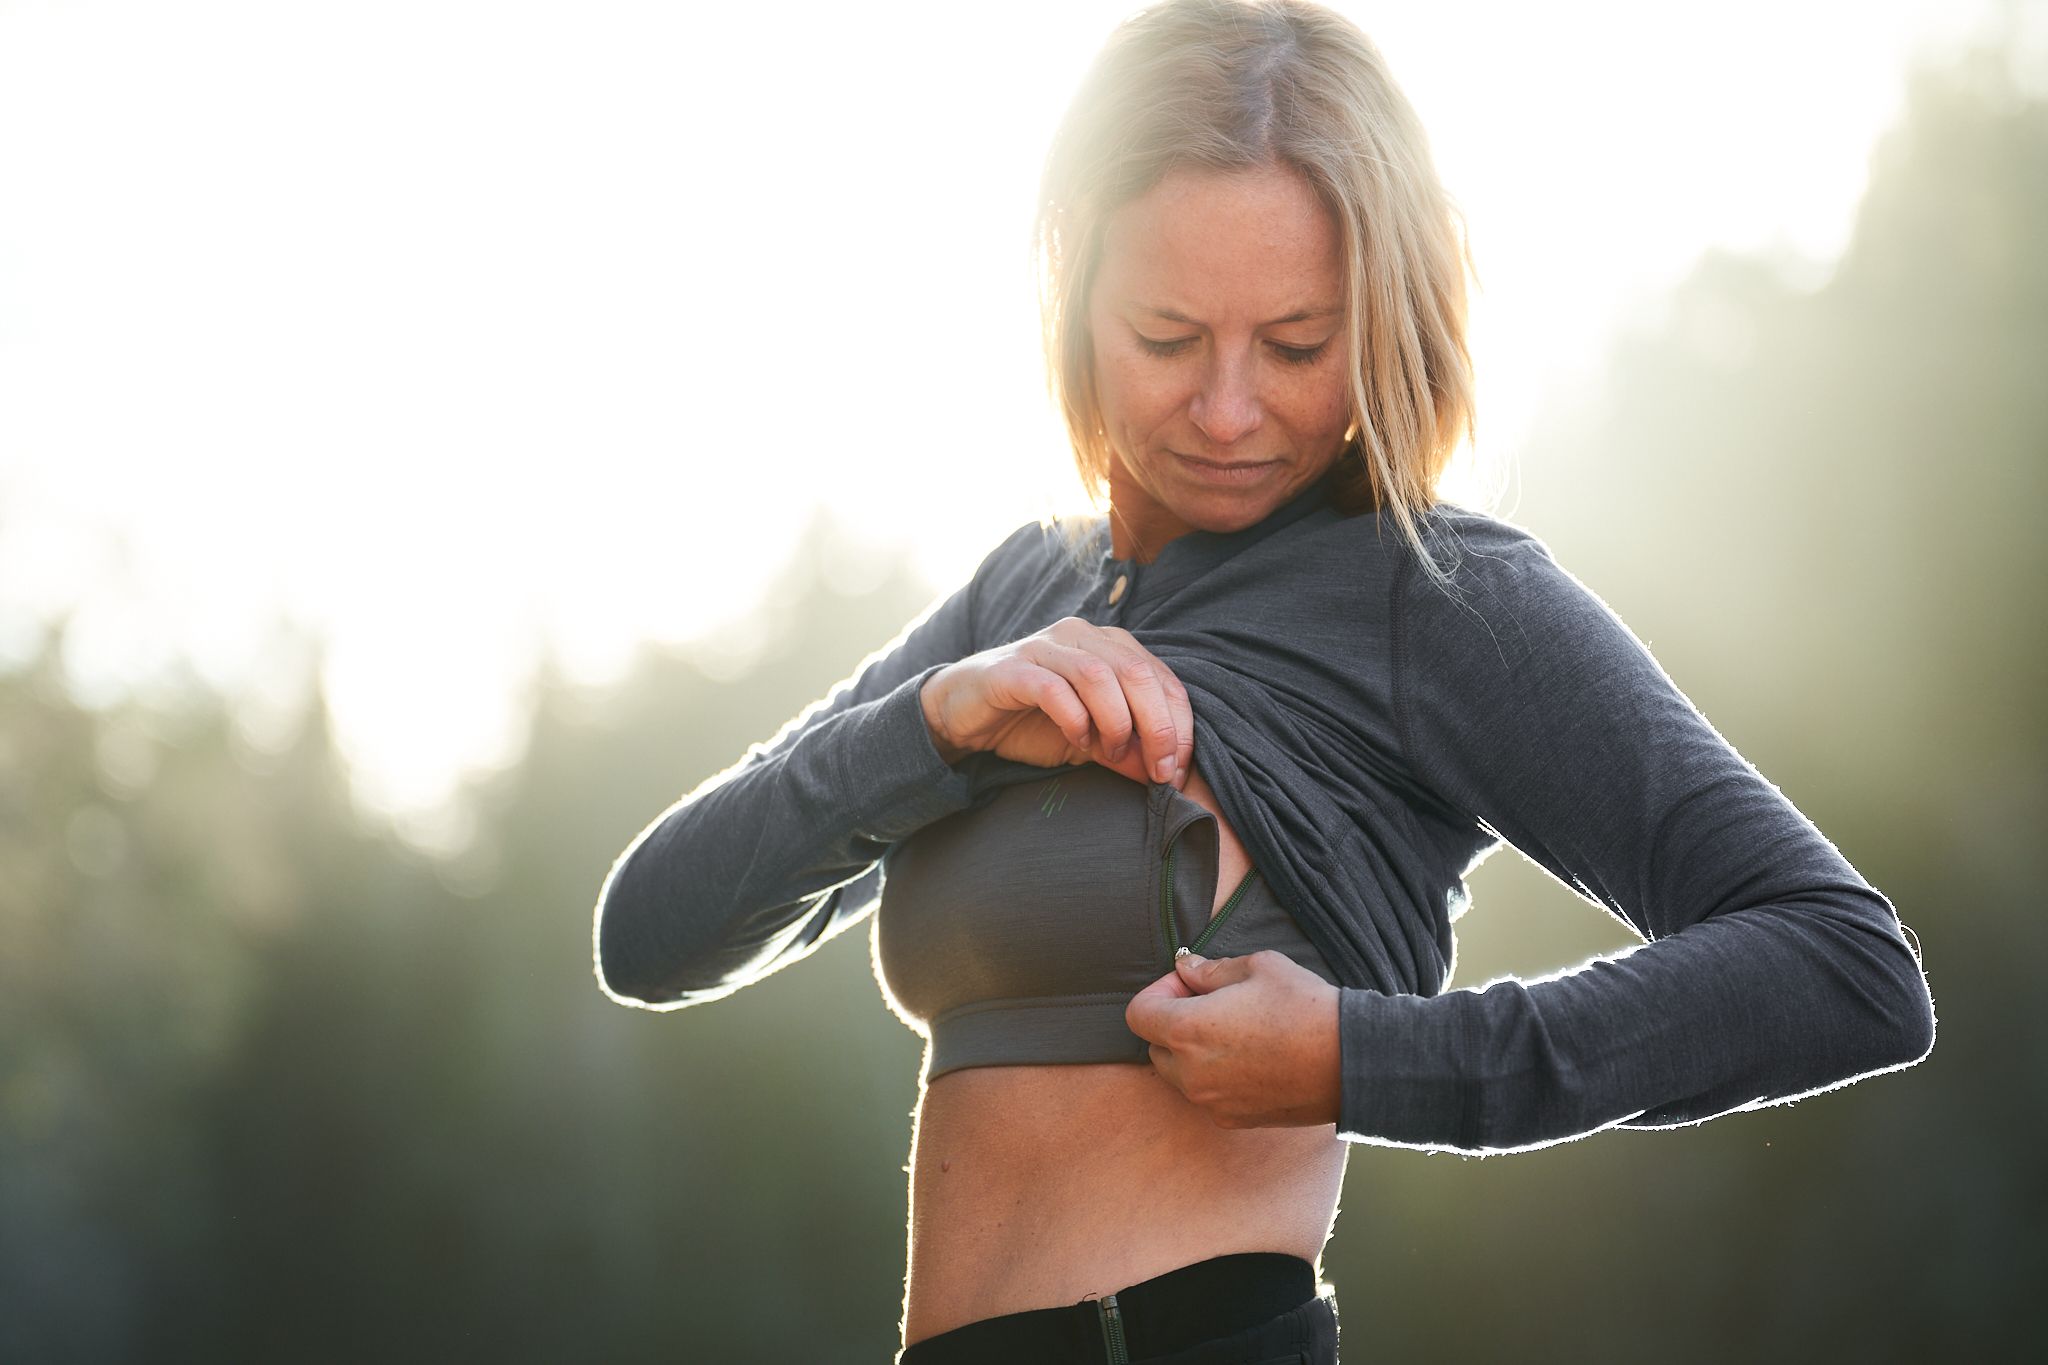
[[0, 0, 1998, 836]]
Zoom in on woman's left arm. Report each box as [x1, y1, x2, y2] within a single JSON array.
[[1335, 521, 1937, 1154]]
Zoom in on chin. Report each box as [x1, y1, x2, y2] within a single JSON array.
[[1184, 498, 1274, 531], [1117, 449, 1297, 536], [1169, 475, 1292, 527]]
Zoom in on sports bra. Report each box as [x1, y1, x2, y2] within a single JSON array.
[[875, 762, 1338, 1081]]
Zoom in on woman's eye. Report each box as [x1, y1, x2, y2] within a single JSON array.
[[1133, 333, 1329, 365], [1270, 341, 1329, 366]]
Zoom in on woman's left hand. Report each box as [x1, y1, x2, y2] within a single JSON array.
[[1125, 951, 1343, 1129]]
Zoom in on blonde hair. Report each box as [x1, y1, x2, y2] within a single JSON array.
[[1036, 0, 1476, 581]]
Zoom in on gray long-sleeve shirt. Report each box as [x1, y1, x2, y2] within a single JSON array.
[[592, 468, 1936, 1154]]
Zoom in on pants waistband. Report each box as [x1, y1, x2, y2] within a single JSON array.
[[899, 1251, 1318, 1364]]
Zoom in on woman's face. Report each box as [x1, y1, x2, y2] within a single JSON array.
[[1087, 162, 1352, 561]]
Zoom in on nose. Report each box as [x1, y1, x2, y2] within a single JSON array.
[[1187, 354, 1262, 448]]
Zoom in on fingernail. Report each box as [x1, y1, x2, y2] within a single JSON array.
[[1156, 755, 1177, 784]]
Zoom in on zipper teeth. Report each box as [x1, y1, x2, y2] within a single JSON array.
[[1193, 866, 1260, 955], [1099, 1294, 1128, 1364], [1160, 820, 1260, 956], [1159, 838, 1181, 953]]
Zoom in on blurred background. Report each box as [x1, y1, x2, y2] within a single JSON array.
[[2, 1, 2041, 1360]]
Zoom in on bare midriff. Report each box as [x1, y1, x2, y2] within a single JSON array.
[[898, 766, 1349, 1349]]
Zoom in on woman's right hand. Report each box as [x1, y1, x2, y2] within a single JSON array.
[[918, 617, 1194, 789]]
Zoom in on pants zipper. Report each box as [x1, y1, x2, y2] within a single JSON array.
[[1096, 1292, 1129, 1364]]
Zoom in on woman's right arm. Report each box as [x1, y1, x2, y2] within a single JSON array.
[[591, 557, 989, 1010], [592, 520, 1199, 1010]]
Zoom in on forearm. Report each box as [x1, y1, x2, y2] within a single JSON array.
[[594, 663, 973, 1007], [1335, 883, 1935, 1154], [584, 522, 1036, 1009], [1374, 516, 1936, 1153]]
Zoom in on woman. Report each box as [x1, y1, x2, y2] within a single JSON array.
[[591, 2, 1938, 1361]]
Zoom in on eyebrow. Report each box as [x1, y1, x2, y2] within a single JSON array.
[[1137, 305, 1344, 327]]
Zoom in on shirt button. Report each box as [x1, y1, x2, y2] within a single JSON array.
[[1107, 573, 1129, 605]]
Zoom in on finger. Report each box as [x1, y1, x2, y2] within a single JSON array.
[[1131, 968, 1194, 1004], [991, 657, 1099, 754], [1023, 639, 1138, 764], [1160, 666, 1196, 790], [1035, 622, 1189, 785], [1173, 950, 1257, 994], [1146, 1043, 1187, 1095], [1095, 627, 1191, 785], [1114, 651, 1188, 786], [1124, 985, 1178, 1044]]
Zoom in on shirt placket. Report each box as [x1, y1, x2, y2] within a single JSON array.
[[1085, 550, 1141, 628]]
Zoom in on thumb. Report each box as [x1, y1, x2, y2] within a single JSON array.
[[1133, 967, 1194, 1003], [1174, 948, 1222, 993]]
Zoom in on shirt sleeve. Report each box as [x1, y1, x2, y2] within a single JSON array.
[[590, 545, 1002, 1009], [1336, 519, 1937, 1153]]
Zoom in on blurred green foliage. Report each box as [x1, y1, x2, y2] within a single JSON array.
[[3, 43, 2043, 1365]]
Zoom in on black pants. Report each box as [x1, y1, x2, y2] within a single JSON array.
[[896, 1252, 1340, 1364]]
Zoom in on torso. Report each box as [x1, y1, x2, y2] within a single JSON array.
[[898, 766, 1349, 1348]]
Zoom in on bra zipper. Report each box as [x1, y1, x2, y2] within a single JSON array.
[[1096, 1291, 1129, 1364], [1160, 820, 1261, 957]]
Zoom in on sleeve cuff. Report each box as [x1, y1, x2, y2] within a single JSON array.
[[852, 663, 976, 841], [1337, 986, 1476, 1150]]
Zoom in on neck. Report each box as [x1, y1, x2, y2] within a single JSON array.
[[1105, 463, 1192, 565]]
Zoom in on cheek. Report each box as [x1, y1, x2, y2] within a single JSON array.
[[1098, 353, 1185, 432], [1282, 371, 1352, 438]]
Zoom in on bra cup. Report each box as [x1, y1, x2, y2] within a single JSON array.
[[877, 767, 1161, 1031], [875, 762, 1340, 1074]]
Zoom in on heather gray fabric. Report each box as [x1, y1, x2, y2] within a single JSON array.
[[591, 465, 1938, 1154], [873, 761, 1337, 1080]]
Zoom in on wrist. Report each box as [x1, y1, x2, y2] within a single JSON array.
[[1318, 981, 1343, 1127], [920, 671, 970, 766]]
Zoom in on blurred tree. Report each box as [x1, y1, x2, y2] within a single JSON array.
[[1386, 36, 2048, 1361], [0, 621, 365, 1363], [176, 515, 944, 1362]]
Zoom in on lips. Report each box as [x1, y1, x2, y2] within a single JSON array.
[[1172, 451, 1279, 479], [1177, 454, 1273, 469]]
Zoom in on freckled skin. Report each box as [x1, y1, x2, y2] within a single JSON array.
[[1087, 163, 1354, 564]]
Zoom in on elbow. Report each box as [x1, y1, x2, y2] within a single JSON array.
[[591, 856, 686, 1009], [594, 918, 664, 1008], [593, 901, 666, 1008], [1884, 937, 1938, 1071], [1854, 905, 1937, 1074], [590, 842, 749, 1010], [1778, 888, 1936, 1092]]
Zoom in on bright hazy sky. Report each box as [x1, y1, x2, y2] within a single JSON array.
[[0, 0, 2008, 842]]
